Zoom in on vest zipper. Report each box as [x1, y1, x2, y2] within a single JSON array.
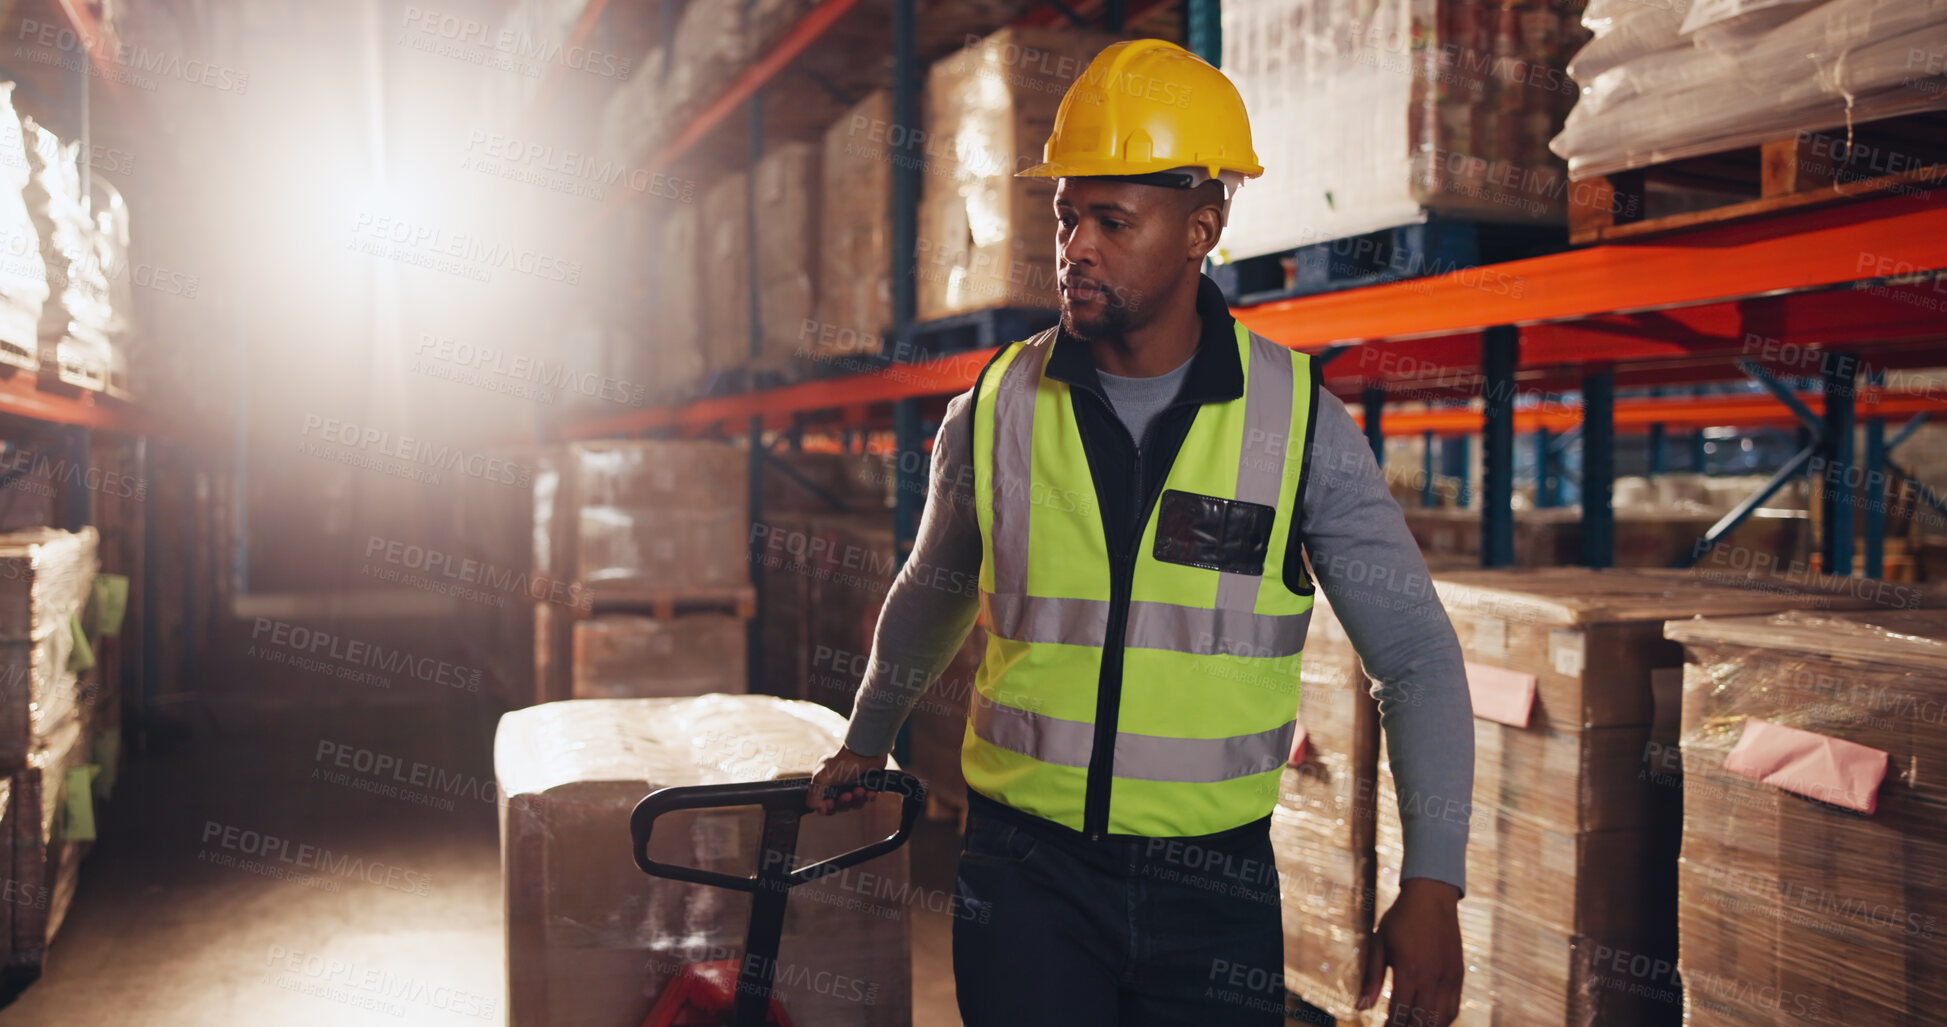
[[1082, 401, 1181, 840]]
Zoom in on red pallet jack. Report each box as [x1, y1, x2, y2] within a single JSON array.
[[630, 769, 926, 1027]]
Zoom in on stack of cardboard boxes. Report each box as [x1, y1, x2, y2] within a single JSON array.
[[812, 91, 895, 366], [0, 527, 103, 977], [1666, 607, 1947, 1026], [1285, 568, 1924, 1024], [1272, 592, 1382, 1020], [532, 441, 752, 704], [916, 27, 1116, 322]]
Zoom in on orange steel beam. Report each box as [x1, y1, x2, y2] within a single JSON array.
[[1235, 190, 1947, 347], [1353, 390, 1947, 438], [562, 349, 995, 438], [648, 0, 861, 172]]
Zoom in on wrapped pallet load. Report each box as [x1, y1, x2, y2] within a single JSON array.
[[0, 527, 100, 975], [753, 141, 820, 377], [1551, 0, 1947, 178], [19, 117, 111, 390], [701, 172, 751, 380], [916, 27, 1117, 321], [1272, 591, 1383, 1021], [1665, 609, 1947, 1026], [531, 441, 751, 703], [814, 91, 894, 365], [0, 528, 99, 767], [0, 84, 46, 371], [1220, 0, 1589, 257], [571, 614, 746, 700], [496, 696, 913, 1027], [1362, 568, 1930, 1025]]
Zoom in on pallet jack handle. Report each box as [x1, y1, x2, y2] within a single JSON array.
[[629, 770, 927, 1027]]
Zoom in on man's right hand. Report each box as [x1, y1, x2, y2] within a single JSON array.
[[806, 745, 889, 815]]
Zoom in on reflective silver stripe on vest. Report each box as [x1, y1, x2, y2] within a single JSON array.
[[1126, 600, 1311, 658], [972, 693, 1295, 783], [981, 591, 1110, 646], [988, 334, 1050, 601], [969, 690, 1093, 768], [1215, 333, 1297, 613], [982, 591, 1310, 657]]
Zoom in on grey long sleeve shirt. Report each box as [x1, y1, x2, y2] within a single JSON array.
[[841, 367, 1474, 892]]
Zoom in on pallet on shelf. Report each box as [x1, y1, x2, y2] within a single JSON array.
[[895, 305, 1058, 363], [1211, 216, 1565, 308], [577, 584, 757, 621], [1568, 111, 1947, 245]]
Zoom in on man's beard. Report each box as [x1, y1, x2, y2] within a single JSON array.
[[1060, 288, 1136, 341]]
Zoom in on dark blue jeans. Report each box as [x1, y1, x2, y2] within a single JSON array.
[[952, 790, 1288, 1026]]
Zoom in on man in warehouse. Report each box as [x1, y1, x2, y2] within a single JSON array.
[[809, 38, 1471, 1027]]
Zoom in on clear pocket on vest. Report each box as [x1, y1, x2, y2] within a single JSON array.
[[1152, 489, 1276, 576]]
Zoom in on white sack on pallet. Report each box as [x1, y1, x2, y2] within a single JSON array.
[[1551, 0, 1947, 178], [0, 85, 46, 365], [496, 695, 913, 1027]]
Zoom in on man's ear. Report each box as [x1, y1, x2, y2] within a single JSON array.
[[1186, 203, 1225, 262]]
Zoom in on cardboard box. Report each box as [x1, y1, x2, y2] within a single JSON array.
[[11, 712, 93, 972], [1668, 609, 1947, 1027], [0, 528, 97, 768], [571, 614, 747, 700], [916, 27, 1116, 321], [815, 91, 894, 357], [1275, 593, 1382, 1019], [754, 141, 820, 372], [534, 441, 750, 597], [496, 696, 913, 1027], [702, 172, 751, 374]]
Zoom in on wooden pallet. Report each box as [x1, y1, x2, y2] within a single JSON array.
[[575, 583, 757, 621], [1568, 111, 1947, 245]]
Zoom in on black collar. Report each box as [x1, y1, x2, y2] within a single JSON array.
[[1044, 273, 1242, 406]]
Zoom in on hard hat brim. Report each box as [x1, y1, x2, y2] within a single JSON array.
[[1015, 158, 1264, 180]]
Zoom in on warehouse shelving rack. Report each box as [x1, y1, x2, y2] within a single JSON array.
[[549, 0, 1947, 701], [0, 0, 226, 741]]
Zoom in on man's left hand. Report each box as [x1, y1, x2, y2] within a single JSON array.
[[1356, 877, 1463, 1026]]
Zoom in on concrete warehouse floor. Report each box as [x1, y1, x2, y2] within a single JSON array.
[[0, 609, 966, 1027]]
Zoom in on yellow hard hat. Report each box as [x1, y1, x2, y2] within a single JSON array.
[[1017, 39, 1262, 181]]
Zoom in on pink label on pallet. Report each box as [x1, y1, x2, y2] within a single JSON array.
[[1723, 717, 1889, 814], [1464, 662, 1537, 728], [1288, 721, 1309, 766]]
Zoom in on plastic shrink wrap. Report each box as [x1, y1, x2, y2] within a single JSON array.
[[497, 696, 913, 1027], [815, 90, 894, 360], [533, 441, 750, 597], [1665, 609, 1947, 1027], [1274, 591, 1382, 1020], [1220, 0, 1588, 259], [0, 85, 45, 371], [1364, 568, 1928, 1025], [571, 614, 747, 700], [916, 27, 1115, 321], [20, 117, 111, 390], [1551, 0, 1947, 178], [754, 142, 820, 373], [0, 528, 98, 769]]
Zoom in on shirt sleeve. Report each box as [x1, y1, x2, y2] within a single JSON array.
[[842, 390, 984, 757], [1297, 389, 1475, 894]]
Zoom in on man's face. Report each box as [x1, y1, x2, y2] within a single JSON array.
[[1053, 177, 1213, 341]]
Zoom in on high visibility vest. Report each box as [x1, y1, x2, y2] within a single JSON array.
[[966, 320, 1315, 838]]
